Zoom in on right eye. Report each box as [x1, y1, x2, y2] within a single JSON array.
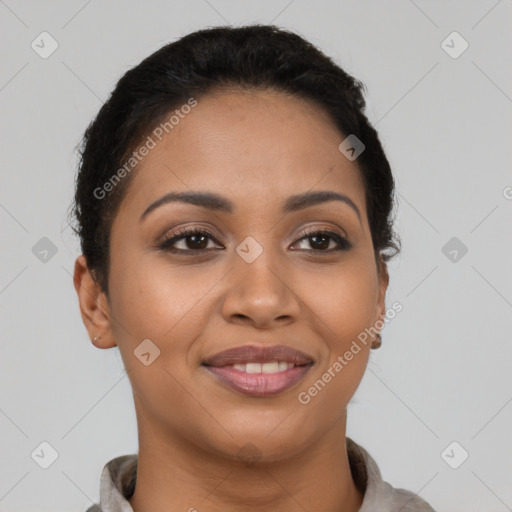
[[158, 227, 223, 254]]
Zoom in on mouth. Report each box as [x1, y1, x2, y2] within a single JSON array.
[[202, 345, 314, 397]]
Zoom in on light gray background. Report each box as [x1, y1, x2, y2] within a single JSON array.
[[1, 1, 511, 510]]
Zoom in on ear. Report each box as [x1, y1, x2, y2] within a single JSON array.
[[375, 256, 390, 325], [73, 255, 117, 349]]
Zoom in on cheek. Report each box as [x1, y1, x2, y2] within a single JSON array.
[[107, 251, 229, 400], [302, 260, 377, 396], [109, 250, 220, 338], [307, 259, 379, 345], [297, 273, 375, 415], [107, 254, 212, 421]]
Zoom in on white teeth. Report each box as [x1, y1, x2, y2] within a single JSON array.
[[262, 361, 279, 374], [229, 361, 295, 374], [246, 362, 262, 374]]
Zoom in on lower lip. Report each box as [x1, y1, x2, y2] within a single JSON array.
[[203, 364, 313, 397]]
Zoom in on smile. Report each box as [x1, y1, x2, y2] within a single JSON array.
[[204, 363, 313, 397], [202, 344, 315, 397]]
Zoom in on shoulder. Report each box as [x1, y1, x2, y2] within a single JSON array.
[[84, 505, 101, 512], [84, 454, 138, 512], [346, 438, 436, 512]]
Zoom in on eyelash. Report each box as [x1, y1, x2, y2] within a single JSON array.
[[157, 226, 352, 254]]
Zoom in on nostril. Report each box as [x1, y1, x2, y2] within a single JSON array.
[[234, 313, 257, 321]]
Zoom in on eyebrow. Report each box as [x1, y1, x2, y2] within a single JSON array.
[[139, 190, 361, 223]]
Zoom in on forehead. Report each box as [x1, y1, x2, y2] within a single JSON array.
[[118, 89, 366, 220]]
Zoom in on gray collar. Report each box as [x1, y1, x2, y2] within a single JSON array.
[[86, 438, 435, 512]]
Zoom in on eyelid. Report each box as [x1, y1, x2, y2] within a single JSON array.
[[157, 222, 347, 243], [294, 224, 347, 240], [158, 224, 220, 243]]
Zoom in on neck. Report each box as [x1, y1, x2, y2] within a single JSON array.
[[128, 410, 363, 512]]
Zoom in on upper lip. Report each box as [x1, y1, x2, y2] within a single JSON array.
[[202, 345, 314, 367]]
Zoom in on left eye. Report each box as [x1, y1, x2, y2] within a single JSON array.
[[158, 228, 350, 254], [292, 229, 351, 252]]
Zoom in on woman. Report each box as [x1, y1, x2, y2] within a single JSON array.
[[72, 24, 435, 511]]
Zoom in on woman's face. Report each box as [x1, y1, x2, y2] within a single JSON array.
[[82, 89, 388, 461]]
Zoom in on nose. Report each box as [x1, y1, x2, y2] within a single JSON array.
[[221, 250, 301, 329]]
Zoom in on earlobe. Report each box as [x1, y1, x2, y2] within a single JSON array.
[[73, 255, 117, 349]]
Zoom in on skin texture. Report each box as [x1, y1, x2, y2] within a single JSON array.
[[74, 89, 389, 512]]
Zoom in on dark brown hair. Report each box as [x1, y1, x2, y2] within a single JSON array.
[[70, 24, 400, 295]]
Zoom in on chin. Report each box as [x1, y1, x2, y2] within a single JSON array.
[[208, 422, 317, 465]]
